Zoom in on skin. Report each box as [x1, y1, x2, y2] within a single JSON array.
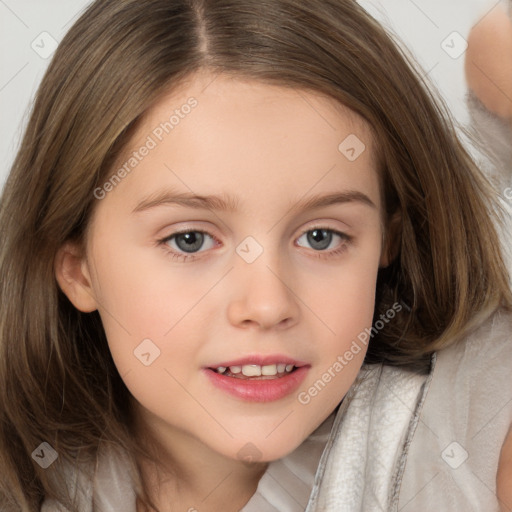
[[55, 70, 394, 511], [498, 425, 512, 512], [465, 6, 512, 510], [465, 4, 512, 122]]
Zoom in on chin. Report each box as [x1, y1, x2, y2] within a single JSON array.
[[222, 432, 307, 465]]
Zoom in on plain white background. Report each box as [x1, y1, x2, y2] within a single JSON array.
[[0, 0, 507, 188]]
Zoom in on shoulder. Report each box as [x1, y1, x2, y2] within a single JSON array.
[[308, 362, 431, 510], [396, 309, 512, 509], [456, 309, 512, 508], [431, 308, 512, 426], [445, 308, 512, 370]]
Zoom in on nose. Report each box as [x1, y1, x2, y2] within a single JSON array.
[[226, 251, 300, 330]]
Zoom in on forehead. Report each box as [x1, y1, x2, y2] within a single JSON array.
[[99, 70, 381, 219], [137, 70, 376, 160]]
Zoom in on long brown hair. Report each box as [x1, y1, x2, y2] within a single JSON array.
[[1, 0, 510, 509]]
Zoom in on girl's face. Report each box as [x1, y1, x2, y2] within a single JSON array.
[[60, 70, 389, 464]]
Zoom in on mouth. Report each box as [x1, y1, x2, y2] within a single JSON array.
[[208, 363, 299, 380], [203, 355, 310, 402]]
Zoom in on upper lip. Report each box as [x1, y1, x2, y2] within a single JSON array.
[[207, 354, 309, 369]]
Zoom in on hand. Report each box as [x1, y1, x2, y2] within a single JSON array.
[[465, 4, 512, 123], [497, 425, 512, 512]]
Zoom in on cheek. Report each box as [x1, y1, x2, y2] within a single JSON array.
[[290, 240, 380, 396], [303, 240, 380, 339], [88, 239, 215, 384], [90, 233, 217, 329], [89, 250, 210, 427]]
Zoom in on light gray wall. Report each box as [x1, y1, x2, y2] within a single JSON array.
[[0, 0, 92, 189]]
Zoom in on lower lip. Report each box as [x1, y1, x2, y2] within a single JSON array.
[[203, 366, 310, 402]]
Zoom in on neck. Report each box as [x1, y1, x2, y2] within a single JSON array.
[[132, 406, 268, 512]]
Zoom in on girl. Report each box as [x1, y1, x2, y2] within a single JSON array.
[[0, 0, 510, 511]]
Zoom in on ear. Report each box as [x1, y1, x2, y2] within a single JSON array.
[[379, 211, 401, 268], [54, 241, 98, 312]]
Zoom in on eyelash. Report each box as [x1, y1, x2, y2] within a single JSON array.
[[157, 226, 352, 262]]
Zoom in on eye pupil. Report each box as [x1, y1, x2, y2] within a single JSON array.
[[169, 228, 342, 258], [176, 232, 204, 253], [308, 229, 331, 250]]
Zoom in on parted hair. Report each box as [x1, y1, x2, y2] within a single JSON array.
[[0, 0, 511, 509]]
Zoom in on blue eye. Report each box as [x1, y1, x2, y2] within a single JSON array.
[[158, 227, 351, 262], [160, 230, 217, 261], [296, 228, 349, 252]]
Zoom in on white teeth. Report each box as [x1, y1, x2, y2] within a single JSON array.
[[214, 363, 296, 375], [261, 364, 277, 376], [242, 365, 262, 377]]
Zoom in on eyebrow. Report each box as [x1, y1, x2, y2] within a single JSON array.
[[131, 188, 376, 215]]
